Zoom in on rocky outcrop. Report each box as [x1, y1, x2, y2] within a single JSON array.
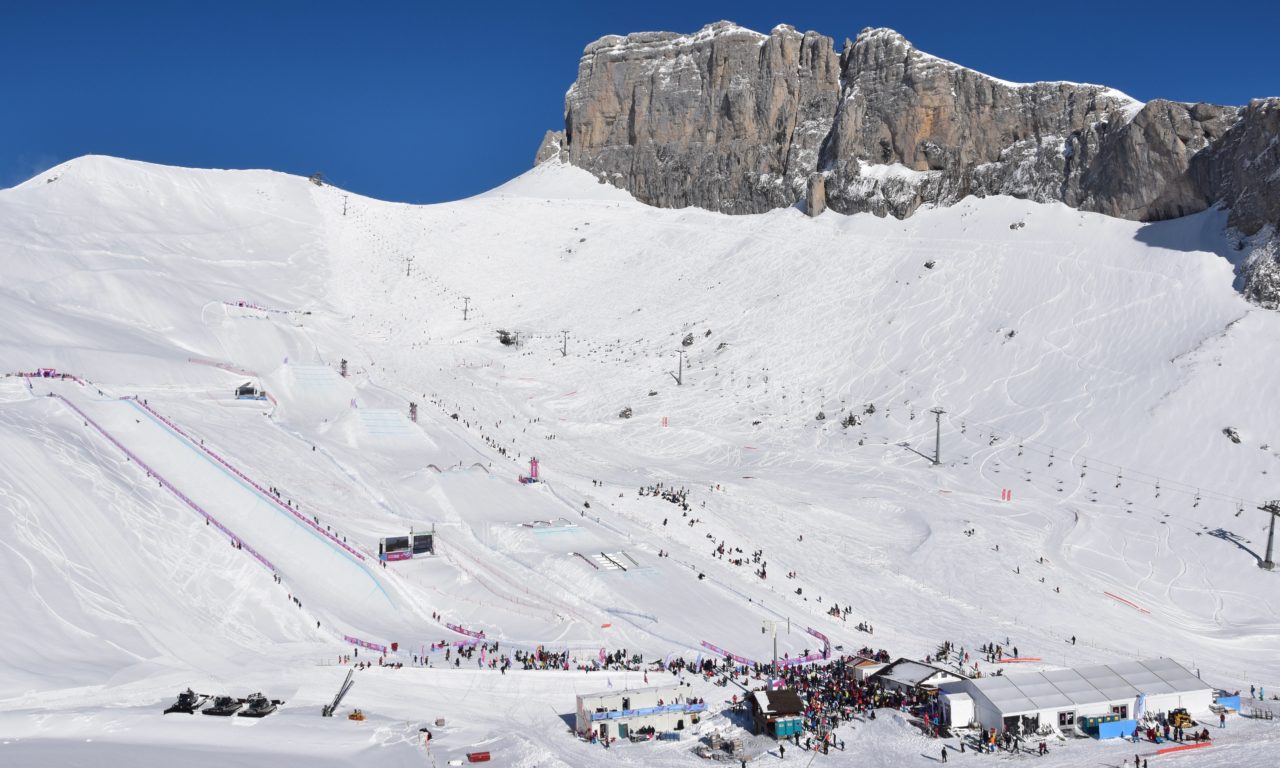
[[541, 21, 1280, 238], [1242, 239, 1280, 309], [560, 22, 840, 213], [805, 173, 826, 216], [1191, 98, 1280, 236], [535, 130, 567, 165]]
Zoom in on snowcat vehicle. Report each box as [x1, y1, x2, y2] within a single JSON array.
[[163, 688, 208, 714], [237, 692, 282, 718], [202, 695, 244, 716]]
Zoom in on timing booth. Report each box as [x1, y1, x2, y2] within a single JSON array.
[[378, 528, 435, 561]]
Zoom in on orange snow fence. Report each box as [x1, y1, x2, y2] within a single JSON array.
[[1155, 742, 1212, 756], [1104, 591, 1152, 614]]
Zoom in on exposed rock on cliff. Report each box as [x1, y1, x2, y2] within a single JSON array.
[[805, 172, 826, 217], [561, 22, 840, 214], [542, 21, 1278, 238], [1191, 98, 1280, 236]]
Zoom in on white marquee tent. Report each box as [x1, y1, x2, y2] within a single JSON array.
[[939, 658, 1213, 731]]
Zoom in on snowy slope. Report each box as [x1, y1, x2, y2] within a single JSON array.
[[2, 155, 1279, 766]]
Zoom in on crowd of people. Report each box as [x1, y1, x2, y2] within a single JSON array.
[[639, 482, 690, 510], [344, 640, 649, 675]]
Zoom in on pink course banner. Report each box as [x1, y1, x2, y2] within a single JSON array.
[[700, 641, 758, 668], [806, 627, 832, 658], [384, 551, 412, 562], [446, 623, 486, 640], [777, 652, 825, 668], [702, 626, 832, 670], [344, 635, 388, 653], [773, 627, 833, 666], [21, 370, 87, 386]]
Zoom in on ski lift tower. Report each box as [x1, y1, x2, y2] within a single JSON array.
[[762, 617, 791, 668], [929, 408, 946, 465], [1260, 500, 1280, 570]]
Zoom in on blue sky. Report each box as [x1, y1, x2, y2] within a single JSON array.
[[2, 1, 1274, 202]]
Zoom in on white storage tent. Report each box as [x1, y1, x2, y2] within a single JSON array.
[[940, 691, 974, 728], [939, 658, 1212, 732]]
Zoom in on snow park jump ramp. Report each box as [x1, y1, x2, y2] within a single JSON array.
[[45, 383, 423, 644]]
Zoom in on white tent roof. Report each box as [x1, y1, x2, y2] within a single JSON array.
[[877, 659, 956, 688], [953, 658, 1207, 716]]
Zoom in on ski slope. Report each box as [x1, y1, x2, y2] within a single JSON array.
[[2, 155, 1279, 766]]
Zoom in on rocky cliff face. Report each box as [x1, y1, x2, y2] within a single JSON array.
[[540, 22, 1279, 242], [1191, 98, 1280, 236], [544, 22, 840, 214]]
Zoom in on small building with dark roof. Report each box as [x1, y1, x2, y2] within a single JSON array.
[[751, 687, 806, 738]]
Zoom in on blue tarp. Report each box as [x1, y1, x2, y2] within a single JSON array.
[[1217, 695, 1240, 711], [590, 702, 707, 722], [1097, 719, 1138, 740]]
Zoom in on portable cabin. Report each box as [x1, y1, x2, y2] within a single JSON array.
[[940, 690, 975, 729], [575, 684, 705, 742], [851, 656, 889, 682], [235, 382, 266, 400]]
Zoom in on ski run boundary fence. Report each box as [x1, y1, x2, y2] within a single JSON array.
[[51, 393, 279, 574], [701, 626, 832, 669], [129, 397, 369, 565]]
